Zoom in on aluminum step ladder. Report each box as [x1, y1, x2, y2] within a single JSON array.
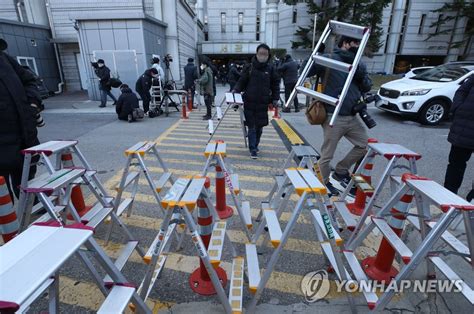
[[138, 176, 238, 313], [346, 174, 474, 310], [245, 167, 356, 313], [0, 222, 150, 313], [338, 142, 421, 245], [201, 140, 253, 241], [285, 20, 370, 126]]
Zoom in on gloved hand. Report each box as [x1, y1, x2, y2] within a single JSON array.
[[272, 100, 279, 107]]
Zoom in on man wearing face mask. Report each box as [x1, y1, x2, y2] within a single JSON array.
[[135, 67, 159, 115], [196, 60, 214, 120], [307, 36, 372, 196], [93, 59, 117, 108], [233, 43, 280, 159]]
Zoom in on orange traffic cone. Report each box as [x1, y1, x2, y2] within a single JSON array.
[[61, 151, 92, 219], [0, 176, 19, 243]]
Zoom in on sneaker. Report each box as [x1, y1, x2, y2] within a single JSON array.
[[250, 151, 258, 159], [326, 182, 340, 197], [294, 108, 300, 113], [98, 104, 106, 108], [282, 108, 291, 113], [202, 115, 211, 120], [332, 172, 352, 188], [144, 112, 149, 116]]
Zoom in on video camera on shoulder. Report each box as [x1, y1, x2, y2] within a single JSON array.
[[90, 61, 99, 69]]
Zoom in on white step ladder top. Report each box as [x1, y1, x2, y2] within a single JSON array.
[[229, 257, 245, 313], [263, 209, 282, 248], [125, 141, 155, 156], [329, 20, 369, 39], [161, 178, 191, 209], [178, 177, 205, 210], [285, 168, 327, 196], [204, 141, 227, 157], [0, 224, 92, 310], [22, 140, 78, 156], [245, 243, 261, 294], [404, 177, 474, 212], [208, 221, 227, 267], [368, 143, 421, 160], [97, 285, 136, 314]]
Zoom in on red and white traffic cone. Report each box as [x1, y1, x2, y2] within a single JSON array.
[[272, 105, 280, 119], [214, 141, 233, 219], [181, 94, 188, 119], [347, 138, 378, 216], [187, 90, 193, 112], [0, 176, 19, 243], [61, 151, 92, 219], [362, 185, 414, 282], [189, 177, 227, 295]]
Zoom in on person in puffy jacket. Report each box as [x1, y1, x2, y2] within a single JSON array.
[[0, 38, 42, 201], [444, 74, 474, 196], [227, 62, 241, 92], [116, 84, 139, 122], [135, 68, 159, 115], [234, 43, 280, 159]]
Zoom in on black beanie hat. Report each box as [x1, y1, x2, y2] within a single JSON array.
[[97, 59, 105, 64], [256, 43, 271, 54]]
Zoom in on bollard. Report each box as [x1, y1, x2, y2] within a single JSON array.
[[182, 94, 188, 119], [187, 90, 193, 112], [0, 176, 19, 243], [62, 151, 92, 219], [362, 182, 414, 282], [189, 177, 227, 295], [347, 138, 378, 216]]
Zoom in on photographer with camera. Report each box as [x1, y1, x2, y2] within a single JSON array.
[[135, 67, 159, 115], [92, 59, 117, 108], [307, 36, 373, 196], [196, 60, 214, 120], [0, 37, 43, 201]]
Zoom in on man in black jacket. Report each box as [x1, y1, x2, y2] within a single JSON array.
[[444, 74, 474, 195], [116, 84, 139, 122], [135, 68, 159, 115], [227, 62, 241, 92], [234, 43, 280, 159], [279, 54, 300, 112], [94, 59, 117, 108], [183, 58, 198, 107], [0, 38, 42, 200]]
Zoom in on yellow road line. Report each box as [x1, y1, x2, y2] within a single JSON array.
[[149, 158, 277, 173], [274, 119, 305, 145]]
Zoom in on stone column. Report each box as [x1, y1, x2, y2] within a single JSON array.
[[383, 0, 406, 74], [265, 0, 279, 47], [162, 0, 181, 81]]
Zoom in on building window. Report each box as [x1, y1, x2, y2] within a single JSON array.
[[418, 14, 426, 34], [17, 56, 38, 75], [256, 15, 260, 41], [292, 8, 297, 24], [435, 14, 444, 33], [238, 12, 244, 33], [221, 12, 226, 33]]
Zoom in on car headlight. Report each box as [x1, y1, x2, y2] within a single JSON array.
[[401, 89, 431, 96]]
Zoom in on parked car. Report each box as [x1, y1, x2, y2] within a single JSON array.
[[376, 62, 474, 125], [404, 66, 433, 78]]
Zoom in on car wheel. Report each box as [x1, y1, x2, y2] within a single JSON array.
[[418, 100, 447, 126]]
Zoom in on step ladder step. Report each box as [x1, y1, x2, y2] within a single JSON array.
[[22, 140, 78, 155], [155, 172, 172, 193], [313, 54, 352, 73], [311, 210, 343, 245], [343, 250, 378, 309], [263, 209, 282, 248], [429, 256, 474, 304], [80, 201, 110, 224], [86, 207, 114, 229], [245, 243, 261, 294], [125, 141, 154, 156], [320, 242, 353, 282], [71, 170, 97, 185], [372, 217, 412, 264], [295, 86, 338, 106], [144, 223, 176, 264], [407, 216, 472, 264], [116, 198, 134, 218], [97, 285, 136, 314], [231, 174, 240, 195], [32, 206, 66, 224], [103, 241, 139, 284], [228, 257, 245, 313], [24, 169, 85, 193], [241, 201, 253, 229], [291, 145, 320, 159], [31, 195, 58, 215], [333, 201, 357, 231], [353, 175, 374, 194], [115, 171, 139, 192], [208, 221, 227, 267], [368, 142, 421, 160], [329, 20, 368, 39]]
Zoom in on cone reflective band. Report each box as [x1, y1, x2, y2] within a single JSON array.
[[0, 176, 18, 243], [347, 138, 378, 216], [189, 177, 227, 295], [61, 151, 91, 219], [362, 192, 414, 282]]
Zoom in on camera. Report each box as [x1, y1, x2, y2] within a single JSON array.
[[90, 61, 99, 69], [352, 97, 377, 129], [164, 54, 173, 63]]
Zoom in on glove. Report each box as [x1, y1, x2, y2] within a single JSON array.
[[272, 100, 279, 107]]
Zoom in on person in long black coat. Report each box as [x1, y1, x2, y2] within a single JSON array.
[[135, 68, 158, 115], [233, 43, 280, 159], [116, 84, 139, 122], [0, 38, 42, 201], [444, 74, 474, 195], [278, 54, 300, 112], [94, 59, 117, 107], [183, 58, 198, 106]]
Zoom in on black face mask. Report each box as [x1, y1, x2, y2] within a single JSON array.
[[349, 46, 359, 55]]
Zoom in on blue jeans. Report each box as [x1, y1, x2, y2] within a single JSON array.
[[100, 88, 117, 106], [248, 127, 263, 153]]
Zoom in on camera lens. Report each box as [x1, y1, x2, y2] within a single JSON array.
[[359, 109, 376, 129]]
